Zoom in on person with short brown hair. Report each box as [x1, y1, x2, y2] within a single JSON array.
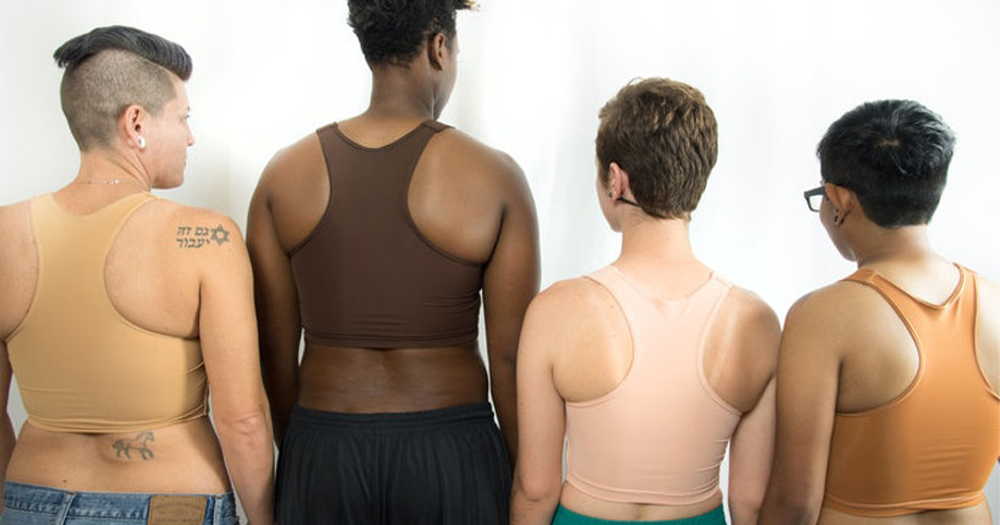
[[511, 77, 779, 525]]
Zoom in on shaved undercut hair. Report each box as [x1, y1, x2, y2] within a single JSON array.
[[53, 25, 192, 151]]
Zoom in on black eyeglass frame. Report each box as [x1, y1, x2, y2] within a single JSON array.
[[803, 186, 825, 212]]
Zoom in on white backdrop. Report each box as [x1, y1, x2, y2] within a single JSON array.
[[2, 0, 998, 521]]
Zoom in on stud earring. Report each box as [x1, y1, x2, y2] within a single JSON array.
[[833, 209, 841, 225], [137, 135, 146, 149]]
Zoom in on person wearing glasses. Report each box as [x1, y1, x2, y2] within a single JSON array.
[[759, 100, 999, 525], [0, 26, 274, 525], [247, 1, 539, 523], [510, 78, 780, 525]]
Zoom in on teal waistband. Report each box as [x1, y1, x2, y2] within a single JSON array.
[[552, 504, 726, 525]]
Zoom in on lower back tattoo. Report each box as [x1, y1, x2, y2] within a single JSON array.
[[112, 431, 155, 460]]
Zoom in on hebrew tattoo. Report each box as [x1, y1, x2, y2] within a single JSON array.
[[112, 431, 155, 460], [176, 224, 231, 249]]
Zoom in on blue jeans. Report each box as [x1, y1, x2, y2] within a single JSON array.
[[1, 482, 238, 525]]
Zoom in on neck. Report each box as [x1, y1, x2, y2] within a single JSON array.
[[73, 151, 152, 192], [618, 216, 698, 267], [367, 64, 439, 121], [851, 224, 936, 268]]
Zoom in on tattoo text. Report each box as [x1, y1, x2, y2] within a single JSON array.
[[176, 224, 230, 249]]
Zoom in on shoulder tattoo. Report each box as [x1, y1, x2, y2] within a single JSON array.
[[175, 224, 231, 249]]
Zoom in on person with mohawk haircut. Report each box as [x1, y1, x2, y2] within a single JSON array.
[[0, 25, 274, 525]]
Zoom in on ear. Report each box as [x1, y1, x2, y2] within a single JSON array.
[[824, 182, 859, 218], [427, 32, 448, 71], [608, 162, 632, 198], [120, 104, 146, 150]]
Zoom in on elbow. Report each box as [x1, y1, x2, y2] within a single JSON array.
[[728, 489, 764, 525], [511, 468, 561, 511], [758, 485, 824, 525], [214, 406, 272, 449]]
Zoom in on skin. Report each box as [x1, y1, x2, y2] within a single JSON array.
[[510, 163, 780, 525], [247, 31, 539, 468], [757, 182, 1000, 525], [0, 75, 274, 524]]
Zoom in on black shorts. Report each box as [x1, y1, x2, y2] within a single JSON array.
[[275, 403, 511, 525]]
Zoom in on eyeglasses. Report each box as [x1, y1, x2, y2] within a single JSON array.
[[803, 186, 825, 212]]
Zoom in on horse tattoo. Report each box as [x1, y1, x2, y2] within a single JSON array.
[[112, 431, 155, 460]]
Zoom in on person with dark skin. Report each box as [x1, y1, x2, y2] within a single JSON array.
[[247, 1, 539, 523], [758, 100, 999, 525], [0, 26, 274, 525]]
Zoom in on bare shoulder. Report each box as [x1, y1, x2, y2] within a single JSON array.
[[974, 270, 999, 300], [779, 279, 886, 365], [786, 279, 876, 328], [522, 276, 620, 358], [716, 286, 781, 359], [0, 200, 35, 278], [720, 286, 780, 331], [0, 200, 31, 239], [249, 132, 328, 252], [529, 276, 615, 320], [141, 199, 246, 257], [257, 132, 325, 191], [970, 271, 999, 394], [523, 277, 615, 339], [703, 285, 781, 409], [432, 128, 529, 194], [975, 271, 999, 332], [0, 200, 35, 339]]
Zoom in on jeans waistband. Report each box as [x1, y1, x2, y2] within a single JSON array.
[[3, 481, 235, 521]]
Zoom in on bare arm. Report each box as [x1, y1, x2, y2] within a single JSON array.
[[482, 158, 540, 466], [247, 174, 302, 446], [510, 288, 569, 525], [728, 379, 775, 525], [717, 292, 781, 525], [0, 204, 28, 511], [199, 217, 274, 525], [758, 295, 842, 525], [0, 342, 15, 513]]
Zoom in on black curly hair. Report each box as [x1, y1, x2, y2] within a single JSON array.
[[347, 0, 475, 66]]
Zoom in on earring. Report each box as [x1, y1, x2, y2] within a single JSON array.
[[833, 209, 841, 225], [608, 191, 614, 198], [137, 135, 146, 149]]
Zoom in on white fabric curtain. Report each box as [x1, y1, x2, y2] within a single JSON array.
[[2, 0, 998, 518]]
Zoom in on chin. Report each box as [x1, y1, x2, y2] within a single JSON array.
[[833, 241, 856, 262]]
